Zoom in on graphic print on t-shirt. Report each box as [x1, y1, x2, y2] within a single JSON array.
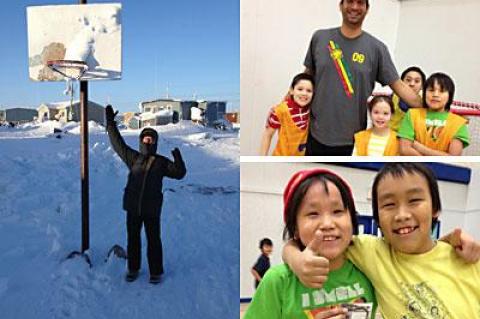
[[399, 282, 450, 318], [327, 40, 354, 98], [425, 118, 446, 141], [303, 300, 372, 319]]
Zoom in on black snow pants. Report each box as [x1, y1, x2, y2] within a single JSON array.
[[126, 209, 163, 276]]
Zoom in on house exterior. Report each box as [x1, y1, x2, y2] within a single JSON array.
[[134, 98, 227, 128], [38, 100, 105, 124], [0, 108, 37, 125], [139, 99, 181, 124]]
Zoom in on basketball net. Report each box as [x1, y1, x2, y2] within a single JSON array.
[[47, 60, 88, 122]]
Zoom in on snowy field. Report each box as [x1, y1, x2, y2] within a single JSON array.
[[0, 121, 239, 318]]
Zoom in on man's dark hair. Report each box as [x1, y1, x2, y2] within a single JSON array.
[[340, 0, 369, 9], [371, 163, 441, 231], [401, 66, 426, 85], [283, 173, 359, 250], [290, 73, 315, 89], [259, 238, 273, 249], [422, 72, 455, 111], [368, 95, 394, 114]]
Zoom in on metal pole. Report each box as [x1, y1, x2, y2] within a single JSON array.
[[79, 0, 89, 253]]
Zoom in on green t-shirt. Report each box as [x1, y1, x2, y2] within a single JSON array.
[[243, 260, 376, 319], [397, 110, 470, 147]]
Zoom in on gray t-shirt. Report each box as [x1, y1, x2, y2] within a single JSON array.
[[304, 27, 399, 146]]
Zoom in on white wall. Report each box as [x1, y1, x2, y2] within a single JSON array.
[[240, 162, 479, 299], [394, 0, 480, 103]]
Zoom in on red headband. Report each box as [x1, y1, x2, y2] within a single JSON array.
[[283, 168, 354, 223]]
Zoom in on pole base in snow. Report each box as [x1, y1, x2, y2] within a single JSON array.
[[104, 244, 127, 262], [65, 251, 92, 268]]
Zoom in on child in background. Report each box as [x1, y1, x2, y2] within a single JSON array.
[[244, 169, 376, 319], [259, 73, 314, 156], [389, 66, 426, 131], [283, 163, 480, 318], [251, 238, 273, 289], [352, 95, 399, 156], [398, 72, 469, 155]]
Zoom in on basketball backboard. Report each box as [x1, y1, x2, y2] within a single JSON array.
[[27, 3, 122, 81]]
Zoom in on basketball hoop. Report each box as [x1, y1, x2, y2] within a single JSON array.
[[47, 60, 88, 122], [47, 60, 88, 80]]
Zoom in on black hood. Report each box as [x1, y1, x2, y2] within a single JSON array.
[[139, 127, 158, 155]]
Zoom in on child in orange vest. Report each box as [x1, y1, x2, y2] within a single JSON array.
[[352, 95, 399, 156], [398, 72, 469, 156], [260, 73, 314, 156]]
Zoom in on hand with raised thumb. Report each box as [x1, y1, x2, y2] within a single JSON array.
[[444, 228, 480, 263], [285, 229, 329, 289]]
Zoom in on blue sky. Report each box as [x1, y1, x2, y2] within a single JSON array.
[[0, 0, 239, 112]]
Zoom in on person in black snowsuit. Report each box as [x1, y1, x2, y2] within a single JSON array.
[[105, 105, 186, 284]]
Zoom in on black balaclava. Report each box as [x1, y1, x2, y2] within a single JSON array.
[[139, 127, 158, 156]]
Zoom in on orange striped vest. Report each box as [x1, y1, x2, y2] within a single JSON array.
[[272, 102, 308, 156], [354, 128, 399, 156], [410, 109, 466, 152]]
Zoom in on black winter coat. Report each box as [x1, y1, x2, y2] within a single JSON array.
[[106, 122, 186, 214]]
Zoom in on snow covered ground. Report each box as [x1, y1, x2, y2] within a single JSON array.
[[0, 121, 239, 318]]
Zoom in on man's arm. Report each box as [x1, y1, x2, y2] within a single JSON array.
[[390, 79, 422, 108]]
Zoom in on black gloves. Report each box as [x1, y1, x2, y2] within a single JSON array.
[[105, 104, 118, 124], [171, 147, 182, 160]]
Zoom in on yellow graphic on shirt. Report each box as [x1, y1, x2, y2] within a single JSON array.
[[352, 52, 365, 64], [399, 282, 451, 318], [426, 124, 444, 141]]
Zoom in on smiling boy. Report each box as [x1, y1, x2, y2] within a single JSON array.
[[347, 163, 480, 317]]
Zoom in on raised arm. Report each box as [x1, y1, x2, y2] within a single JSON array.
[[390, 79, 422, 108], [165, 148, 186, 180], [105, 105, 137, 166]]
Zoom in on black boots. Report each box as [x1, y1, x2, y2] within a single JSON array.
[[125, 271, 139, 282]]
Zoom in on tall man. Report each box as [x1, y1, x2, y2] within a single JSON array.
[[304, 0, 421, 155], [105, 105, 186, 284]]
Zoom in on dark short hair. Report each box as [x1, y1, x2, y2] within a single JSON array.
[[259, 238, 273, 249], [368, 95, 394, 114], [283, 173, 359, 250], [371, 163, 441, 231], [422, 72, 455, 111], [401, 66, 426, 85], [340, 0, 369, 9], [290, 73, 315, 89]]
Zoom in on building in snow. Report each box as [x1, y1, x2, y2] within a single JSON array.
[[135, 98, 227, 128], [37, 100, 105, 124], [0, 107, 37, 125]]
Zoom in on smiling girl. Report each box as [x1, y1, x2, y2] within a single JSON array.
[[352, 95, 399, 156], [260, 73, 314, 156], [244, 169, 376, 319]]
